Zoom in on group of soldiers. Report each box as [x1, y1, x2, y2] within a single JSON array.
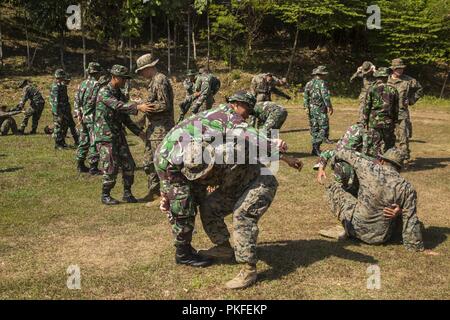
[[1, 54, 434, 290]]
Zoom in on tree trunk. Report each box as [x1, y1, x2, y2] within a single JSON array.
[[187, 10, 191, 70], [229, 37, 232, 71], [207, 6, 210, 70], [129, 36, 133, 72], [440, 68, 449, 99], [0, 20, 3, 69], [150, 15, 154, 54], [167, 18, 171, 75], [81, 5, 87, 78], [192, 31, 197, 61], [286, 24, 300, 81], [174, 21, 177, 62], [24, 13, 31, 70], [59, 29, 65, 70]]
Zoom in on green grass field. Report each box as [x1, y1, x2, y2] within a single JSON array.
[[0, 76, 449, 299]]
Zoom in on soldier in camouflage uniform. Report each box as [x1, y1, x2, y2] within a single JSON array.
[[62, 74, 80, 147], [0, 105, 22, 135], [250, 73, 289, 102], [387, 58, 424, 163], [191, 68, 221, 114], [95, 65, 153, 205], [135, 53, 175, 206], [350, 61, 376, 120], [156, 91, 302, 289], [324, 148, 424, 252], [74, 62, 102, 174], [50, 69, 76, 149], [304, 66, 334, 156], [362, 67, 399, 153], [16, 79, 45, 134], [250, 101, 288, 134], [177, 69, 198, 123]]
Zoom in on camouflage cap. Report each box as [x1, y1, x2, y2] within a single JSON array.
[[227, 91, 257, 109], [186, 69, 197, 76], [181, 141, 215, 181], [312, 65, 328, 75], [390, 58, 406, 69], [86, 62, 102, 74], [380, 147, 403, 168], [110, 64, 133, 79], [373, 67, 390, 78], [18, 79, 29, 88], [54, 69, 67, 79], [361, 61, 375, 73], [135, 53, 159, 73]]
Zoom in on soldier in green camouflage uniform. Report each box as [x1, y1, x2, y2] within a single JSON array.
[[325, 148, 424, 252], [74, 62, 102, 174], [191, 68, 221, 114], [62, 74, 80, 147], [304, 66, 334, 156], [16, 80, 45, 134], [94, 65, 153, 205], [362, 67, 399, 153], [250, 101, 288, 133], [387, 58, 424, 163], [135, 53, 175, 205], [250, 73, 288, 102], [177, 69, 197, 123], [350, 61, 376, 121], [156, 91, 302, 289]]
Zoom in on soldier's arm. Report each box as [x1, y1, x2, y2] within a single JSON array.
[[17, 87, 30, 109], [194, 78, 211, 107], [271, 87, 291, 100], [318, 150, 336, 168], [362, 88, 373, 127], [334, 149, 373, 174], [349, 70, 362, 82], [400, 187, 425, 251], [49, 84, 60, 116], [73, 85, 84, 119], [409, 79, 424, 105], [320, 81, 332, 109], [303, 87, 310, 110], [121, 114, 143, 136], [98, 88, 138, 115], [392, 89, 399, 124]]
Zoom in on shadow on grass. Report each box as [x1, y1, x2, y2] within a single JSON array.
[[408, 157, 450, 172], [410, 139, 426, 143], [423, 226, 449, 250], [280, 128, 309, 134], [284, 152, 312, 158], [0, 166, 24, 173], [257, 239, 377, 281]]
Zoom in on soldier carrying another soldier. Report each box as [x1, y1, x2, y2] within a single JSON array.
[[16, 79, 45, 135]]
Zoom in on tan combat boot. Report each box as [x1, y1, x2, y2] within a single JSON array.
[[198, 241, 234, 259], [318, 224, 348, 240], [225, 264, 257, 290]]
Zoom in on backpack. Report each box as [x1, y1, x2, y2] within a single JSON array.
[[209, 74, 221, 95]]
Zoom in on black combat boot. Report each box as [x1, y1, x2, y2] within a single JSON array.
[[175, 244, 213, 267], [77, 160, 89, 173], [29, 128, 37, 135], [17, 129, 24, 135], [101, 186, 119, 205], [123, 188, 138, 203], [89, 163, 101, 176], [311, 143, 321, 156]]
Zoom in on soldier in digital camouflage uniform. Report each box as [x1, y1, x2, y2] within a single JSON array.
[[324, 148, 424, 252], [191, 68, 221, 114], [74, 62, 102, 174], [0, 105, 22, 135], [135, 53, 175, 206], [250, 101, 288, 134], [16, 79, 45, 135], [177, 69, 198, 123], [250, 73, 289, 102], [350, 61, 376, 120], [94, 65, 153, 205], [62, 74, 80, 147], [304, 66, 334, 156], [362, 67, 399, 153], [156, 91, 302, 289], [387, 58, 424, 163]]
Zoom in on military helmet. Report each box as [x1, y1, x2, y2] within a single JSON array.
[[227, 91, 257, 109], [373, 67, 390, 78], [18, 79, 29, 88], [379, 147, 404, 168], [135, 53, 159, 73], [86, 62, 102, 74], [181, 141, 215, 181], [54, 69, 67, 79], [390, 58, 406, 70], [312, 65, 328, 75], [110, 64, 133, 79]]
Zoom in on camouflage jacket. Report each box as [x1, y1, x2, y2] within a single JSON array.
[[387, 74, 423, 118], [319, 123, 379, 168], [156, 104, 279, 194], [252, 101, 287, 130], [335, 149, 424, 251], [303, 78, 332, 112], [250, 73, 283, 101], [94, 83, 140, 143], [74, 76, 101, 123], [18, 84, 45, 108], [363, 80, 399, 129], [50, 82, 70, 116], [146, 72, 175, 127]]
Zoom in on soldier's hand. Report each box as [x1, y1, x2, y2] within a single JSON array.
[[159, 195, 170, 213], [317, 167, 327, 184], [281, 155, 303, 171], [383, 204, 402, 219], [328, 106, 334, 116], [423, 249, 439, 256], [137, 103, 154, 113], [273, 139, 288, 153]]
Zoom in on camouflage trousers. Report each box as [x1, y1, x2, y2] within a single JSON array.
[[97, 136, 135, 190], [199, 174, 278, 265], [76, 121, 98, 165], [20, 102, 44, 132], [52, 114, 68, 145], [261, 110, 288, 132], [366, 125, 395, 154], [0, 118, 18, 135], [308, 106, 329, 145], [396, 115, 412, 161], [192, 97, 214, 114]]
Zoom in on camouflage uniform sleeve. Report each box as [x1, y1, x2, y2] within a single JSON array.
[[303, 83, 310, 110], [350, 70, 362, 82], [98, 87, 138, 115], [335, 149, 373, 174], [271, 76, 283, 86], [148, 76, 172, 113], [400, 186, 424, 251], [408, 78, 424, 106], [49, 84, 60, 116], [194, 76, 211, 107], [318, 149, 336, 168], [74, 84, 83, 118], [121, 114, 142, 136], [391, 87, 399, 124], [320, 81, 332, 109], [362, 85, 374, 127], [18, 87, 30, 109]]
